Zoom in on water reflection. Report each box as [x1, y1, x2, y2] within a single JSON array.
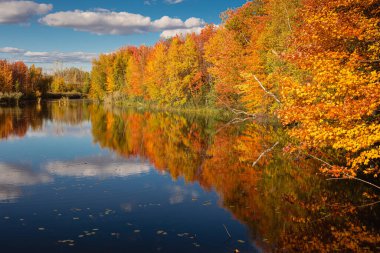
[[0, 101, 379, 252], [0, 101, 90, 140], [0, 162, 52, 202], [88, 104, 380, 252], [45, 155, 150, 178]]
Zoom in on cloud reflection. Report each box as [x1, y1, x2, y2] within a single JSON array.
[[0, 163, 53, 186], [0, 163, 53, 202], [45, 155, 150, 178]]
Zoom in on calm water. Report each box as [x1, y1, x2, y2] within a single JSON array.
[[0, 101, 379, 252]]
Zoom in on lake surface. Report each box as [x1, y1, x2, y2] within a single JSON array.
[[0, 100, 379, 252]]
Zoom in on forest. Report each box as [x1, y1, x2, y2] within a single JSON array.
[[0, 0, 379, 184], [0, 60, 89, 101]]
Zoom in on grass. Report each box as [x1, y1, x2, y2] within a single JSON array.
[[110, 100, 233, 118], [44, 92, 86, 99]]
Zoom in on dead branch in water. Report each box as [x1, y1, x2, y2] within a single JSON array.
[[306, 153, 380, 191], [252, 142, 279, 167], [223, 224, 232, 238], [217, 97, 256, 118]]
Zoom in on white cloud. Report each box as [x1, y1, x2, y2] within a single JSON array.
[[0, 47, 25, 53], [160, 27, 203, 38], [40, 9, 205, 35], [23, 51, 97, 63], [165, 0, 184, 4], [0, 1, 52, 24], [143, 0, 156, 5], [0, 47, 97, 63]]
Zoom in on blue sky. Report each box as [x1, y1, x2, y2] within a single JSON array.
[[0, 0, 247, 71]]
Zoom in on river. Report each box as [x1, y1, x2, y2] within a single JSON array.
[[0, 100, 379, 252]]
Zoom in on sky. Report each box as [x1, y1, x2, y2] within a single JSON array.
[[0, 0, 247, 71]]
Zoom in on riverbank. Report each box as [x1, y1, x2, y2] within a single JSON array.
[[0, 92, 87, 106], [102, 99, 230, 119]]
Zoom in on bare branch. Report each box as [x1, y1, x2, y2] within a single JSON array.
[[307, 153, 333, 168], [252, 142, 279, 167], [327, 177, 380, 191], [217, 97, 256, 117], [253, 75, 281, 104], [284, 6, 292, 32], [223, 224, 232, 238], [214, 116, 253, 135], [359, 59, 380, 63], [306, 152, 380, 191]]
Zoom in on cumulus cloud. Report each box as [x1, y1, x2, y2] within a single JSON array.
[[39, 9, 205, 35], [0, 47, 25, 53], [160, 27, 202, 38], [0, 46, 96, 63], [23, 51, 97, 63], [0, 1, 52, 24], [165, 0, 184, 4]]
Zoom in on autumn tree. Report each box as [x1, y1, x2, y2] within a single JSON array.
[[145, 42, 168, 102], [280, 0, 380, 177], [0, 60, 13, 93], [11, 61, 29, 93], [90, 54, 108, 100]]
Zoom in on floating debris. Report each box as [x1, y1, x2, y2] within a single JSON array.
[[237, 240, 245, 244], [202, 201, 212, 206], [111, 233, 120, 239], [156, 230, 167, 235], [58, 239, 74, 244], [193, 243, 200, 247]]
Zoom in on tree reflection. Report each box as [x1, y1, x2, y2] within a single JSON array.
[[88, 105, 380, 252], [0, 101, 90, 139], [0, 102, 379, 251]]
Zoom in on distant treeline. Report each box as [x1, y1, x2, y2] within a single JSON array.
[[0, 60, 89, 101]]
